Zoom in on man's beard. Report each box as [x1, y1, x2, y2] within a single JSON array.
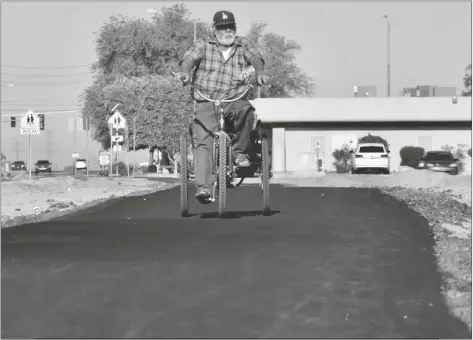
[[216, 32, 236, 47]]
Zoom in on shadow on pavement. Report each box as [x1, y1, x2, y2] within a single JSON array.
[[197, 210, 281, 219]]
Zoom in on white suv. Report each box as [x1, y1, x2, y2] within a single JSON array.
[[350, 143, 390, 174]]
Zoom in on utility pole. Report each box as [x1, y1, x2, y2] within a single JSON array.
[[133, 116, 136, 177], [109, 124, 113, 177], [126, 121, 130, 178], [86, 117, 89, 177], [16, 140, 19, 161], [383, 14, 391, 97]]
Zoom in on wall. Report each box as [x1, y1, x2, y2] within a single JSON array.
[[283, 127, 471, 172]]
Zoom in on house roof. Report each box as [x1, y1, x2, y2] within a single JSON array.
[[253, 97, 472, 123]]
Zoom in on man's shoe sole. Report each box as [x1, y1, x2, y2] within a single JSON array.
[[195, 193, 212, 204]]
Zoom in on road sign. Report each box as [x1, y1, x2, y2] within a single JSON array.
[[72, 153, 80, 158], [108, 111, 126, 129], [20, 111, 40, 135], [99, 151, 110, 166], [113, 145, 122, 152], [112, 135, 124, 143]]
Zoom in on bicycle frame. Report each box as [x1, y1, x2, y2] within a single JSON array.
[[193, 86, 252, 201]]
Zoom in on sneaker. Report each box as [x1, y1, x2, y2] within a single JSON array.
[[234, 154, 250, 167], [195, 186, 212, 204]]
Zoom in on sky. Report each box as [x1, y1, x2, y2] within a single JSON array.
[[1, 0, 471, 115]]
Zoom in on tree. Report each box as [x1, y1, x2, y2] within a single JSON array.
[[101, 75, 194, 152], [358, 134, 390, 152], [80, 4, 211, 150], [246, 21, 315, 98], [92, 4, 211, 78], [462, 63, 471, 96], [81, 3, 315, 150]]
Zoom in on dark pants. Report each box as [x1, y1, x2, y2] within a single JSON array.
[[194, 99, 255, 188]]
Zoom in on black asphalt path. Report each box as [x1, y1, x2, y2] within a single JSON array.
[[2, 184, 471, 338]]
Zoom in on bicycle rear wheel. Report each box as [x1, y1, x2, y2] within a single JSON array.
[[261, 137, 271, 216], [179, 134, 189, 217], [218, 133, 228, 218]]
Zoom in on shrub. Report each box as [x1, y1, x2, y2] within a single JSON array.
[[112, 162, 134, 176], [442, 144, 466, 173], [468, 148, 472, 157], [400, 146, 425, 168], [147, 164, 157, 173], [332, 143, 352, 173], [358, 134, 390, 152]]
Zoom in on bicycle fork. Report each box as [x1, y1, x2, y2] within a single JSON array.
[[210, 104, 234, 202]]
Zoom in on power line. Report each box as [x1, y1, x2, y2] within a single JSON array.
[[1, 110, 81, 117], [1, 98, 64, 102], [1, 81, 89, 86], [1, 72, 92, 77], [1, 63, 94, 70], [2, 103, 80, 107], [2, 108, 80, 112]]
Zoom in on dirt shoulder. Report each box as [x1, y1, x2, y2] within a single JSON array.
[[1, 173, 179, 229]]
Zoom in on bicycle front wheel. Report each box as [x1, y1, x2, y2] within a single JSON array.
[[179, 134, 189, 217], [218, 133, 228, 218], [261, 137, 271, 216]]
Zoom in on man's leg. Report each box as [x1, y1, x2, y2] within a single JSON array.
[[225, 99, 255, 167], [193, 101, 218, 202]]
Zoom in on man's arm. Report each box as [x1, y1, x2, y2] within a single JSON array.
[[241, 38, 268, 85], [179, 39, 205, 75], [241, 38, 265, 73]]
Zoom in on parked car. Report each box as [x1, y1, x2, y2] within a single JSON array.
[[11, 161, 26, 171], [350, 143, 390, 174], [75, 158, 87, 172], [35, 160, 52, 174], [418, 151, 459, 175]]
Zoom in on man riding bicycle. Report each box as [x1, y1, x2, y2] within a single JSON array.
[[176, 10, 269, 203]]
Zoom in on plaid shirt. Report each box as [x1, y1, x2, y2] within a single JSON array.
[[180, 35, 264, 101]]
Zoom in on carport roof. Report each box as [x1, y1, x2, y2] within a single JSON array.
[[253, 97, 472, 123]]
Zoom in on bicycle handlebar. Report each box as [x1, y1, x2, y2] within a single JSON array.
[[194, 86, 252, 104], [171, 70, 255, 104]]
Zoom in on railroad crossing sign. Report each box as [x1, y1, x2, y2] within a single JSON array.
[[108, 111, 126, 129], [20, 110, 40, 135]]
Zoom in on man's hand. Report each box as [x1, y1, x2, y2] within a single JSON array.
[[256, 72, 270, 86], [172, 71, 190, 85]]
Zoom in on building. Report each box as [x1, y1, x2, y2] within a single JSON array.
[[1, 111, 150, 171], [254, 96, 471, 173], [403, 85, 457, 97], [433, 86, 457, 97], [354, 85, 377, 97]]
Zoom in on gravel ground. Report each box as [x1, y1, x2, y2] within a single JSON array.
[[1, 172, 179, 228]]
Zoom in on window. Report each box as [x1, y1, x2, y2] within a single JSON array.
[[424, 152, 453, 161], [358, 146, 385, 153]]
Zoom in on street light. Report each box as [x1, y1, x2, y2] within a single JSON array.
[[383, 14, 391, 97]]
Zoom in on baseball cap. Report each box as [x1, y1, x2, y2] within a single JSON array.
[[213, 10, 236, 27]]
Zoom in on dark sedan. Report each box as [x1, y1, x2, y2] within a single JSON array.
[[418, 151, 459, 175], [35, 160, 52, 174], [11, 161, 26, 171]]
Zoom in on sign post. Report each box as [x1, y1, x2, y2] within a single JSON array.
[[20, 110, 40, 180], [108, 108, 127, 177]]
